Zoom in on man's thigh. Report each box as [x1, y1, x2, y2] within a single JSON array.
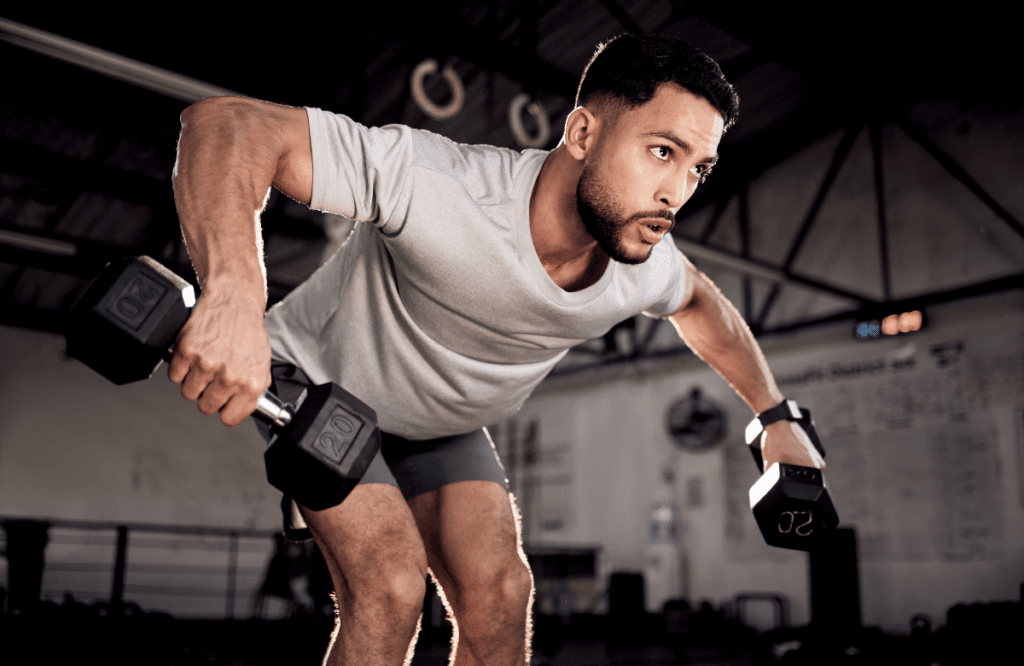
[[301, 483, 428, 596], [407, 481, 529, 598], [300, 485, 428, 665]]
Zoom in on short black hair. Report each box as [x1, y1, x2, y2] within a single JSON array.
[[575, 33, 740, 132]]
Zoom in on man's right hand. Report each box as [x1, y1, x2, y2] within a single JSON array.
[[168, 283, 272, 427]]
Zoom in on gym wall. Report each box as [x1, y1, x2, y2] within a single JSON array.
[[0, 323, 280, 529], [503, 289, 1024, 634]]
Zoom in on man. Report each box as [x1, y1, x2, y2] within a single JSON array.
[[170, 33, 824, 665]]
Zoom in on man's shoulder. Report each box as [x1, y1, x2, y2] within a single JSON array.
[[311, 106, 548, 206], [314, 107, 544, 176], [404, 128, 548, 204], [407, 128, 524, 177]]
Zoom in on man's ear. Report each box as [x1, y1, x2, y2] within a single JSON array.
[[563, 106, 599, 161]]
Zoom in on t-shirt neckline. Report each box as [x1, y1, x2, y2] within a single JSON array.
[[513, 150, 615, 307]]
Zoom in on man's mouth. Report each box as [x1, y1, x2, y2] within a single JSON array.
[[643, 217, 672, 234], [640, 223, 665, 244], [637, 212, 673, 229]]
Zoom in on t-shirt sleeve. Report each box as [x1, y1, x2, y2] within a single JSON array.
[[640, 245, 691, 318], [305, 106, 413, 233]]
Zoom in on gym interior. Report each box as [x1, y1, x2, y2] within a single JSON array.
[[1, 6, 1022, 665]]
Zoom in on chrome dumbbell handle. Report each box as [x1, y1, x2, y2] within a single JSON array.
[[255, 390, 296, 428]]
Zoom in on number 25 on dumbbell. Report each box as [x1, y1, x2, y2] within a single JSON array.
[[65, 255, 380, 511]]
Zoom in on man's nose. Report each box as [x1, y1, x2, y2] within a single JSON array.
[[657, 176, 688, 212]]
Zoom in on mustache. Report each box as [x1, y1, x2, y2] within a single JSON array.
[[628, 210, 676, 227]]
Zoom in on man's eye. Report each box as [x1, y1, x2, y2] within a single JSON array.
[[694, 164, 714, 182], [650, 146, 670, 160]]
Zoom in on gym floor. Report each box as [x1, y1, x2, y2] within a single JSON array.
[[413, 640, 753, 665], [1, 613, 755, 666], [0, 607, 992, 665]]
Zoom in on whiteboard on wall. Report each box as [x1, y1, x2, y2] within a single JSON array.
[[726, 324, 1024, 562]]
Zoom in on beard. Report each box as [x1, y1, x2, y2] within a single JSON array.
[[576, 164, 673, 265]]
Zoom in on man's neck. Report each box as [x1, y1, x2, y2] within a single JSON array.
[[529, 147, 609, 292]]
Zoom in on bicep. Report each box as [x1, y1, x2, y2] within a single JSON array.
[[270, 104, 313, 206], [669, 251, 700, 318], [667, 254, 740, 346]]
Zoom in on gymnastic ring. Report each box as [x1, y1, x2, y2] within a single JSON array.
[[410, 59, 465, 121], [508, 93, 551, 148]]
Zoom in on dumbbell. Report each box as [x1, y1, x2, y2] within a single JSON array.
[[745, 401, 839, 550], [65, 255, 380, 511]]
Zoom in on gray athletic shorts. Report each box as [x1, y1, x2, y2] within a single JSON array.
[[255, 361, 510, 503]]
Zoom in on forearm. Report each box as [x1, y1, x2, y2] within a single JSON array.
[[668, 268, 783, 416], [166, 97, 312, 425], [172, 96, 280, 305]]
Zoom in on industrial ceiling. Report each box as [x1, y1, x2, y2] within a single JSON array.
[[2, 3, 1021, 376]]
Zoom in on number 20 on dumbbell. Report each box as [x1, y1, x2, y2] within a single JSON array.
[[65, 255, 381, 511], [745, 401, 840, 551]]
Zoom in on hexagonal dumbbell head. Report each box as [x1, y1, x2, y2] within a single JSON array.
[[67, 256, 381, 512], [265, 382, 381, 511], [66, 256, 195, 385], [749, 463, 840, 551]]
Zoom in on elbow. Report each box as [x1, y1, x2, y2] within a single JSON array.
[[180, 97, 216, 126], [179, 95, 250, 129], [174, 96, 251, 189]]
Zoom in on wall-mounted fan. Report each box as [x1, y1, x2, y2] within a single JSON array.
[[665, 388, 725, 451]]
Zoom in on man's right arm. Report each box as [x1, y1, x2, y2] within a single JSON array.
[[169, 96, 313, 427]]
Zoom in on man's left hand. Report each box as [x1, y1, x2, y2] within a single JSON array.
[[759, 420, 825, 472]]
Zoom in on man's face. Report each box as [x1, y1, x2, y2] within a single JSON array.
[[576, 84, 724, 264]]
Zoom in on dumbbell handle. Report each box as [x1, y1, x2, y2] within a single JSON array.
[[255, 391, 296, 428], [160, 349, 295, 428]]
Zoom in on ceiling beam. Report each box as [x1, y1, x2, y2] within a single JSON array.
[[0, 17, 238, 103], [550, 272, 1024, 378], [746, 122, 863, 327], [893, 114, 1024, 241], [674, 236, 876, 305], [761, 273, 1024, 336], [0, 222, 110, 276], [679, 93, 851, 219], [869, 121, 892, 303]]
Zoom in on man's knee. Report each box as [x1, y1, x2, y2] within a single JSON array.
[[303, 485, 428, 620], [332, 536, 428, 616], [366, 564, 428, 620], [453, 557, 533, 636]]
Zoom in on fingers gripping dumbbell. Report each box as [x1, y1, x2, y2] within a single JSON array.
[[745, 400, 839, 551], [65, 256, 380, 511]]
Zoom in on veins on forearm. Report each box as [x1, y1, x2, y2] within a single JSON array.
[[173, 99, 276, 291]]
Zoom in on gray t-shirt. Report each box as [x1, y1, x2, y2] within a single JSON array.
[[263, 107, 689, 438]]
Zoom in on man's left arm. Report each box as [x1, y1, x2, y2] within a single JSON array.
[[666, 252, 825, 472]]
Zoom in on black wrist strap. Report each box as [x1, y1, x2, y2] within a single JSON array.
[[745, 399, 803, 444], [745, 399, 826, 471]]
